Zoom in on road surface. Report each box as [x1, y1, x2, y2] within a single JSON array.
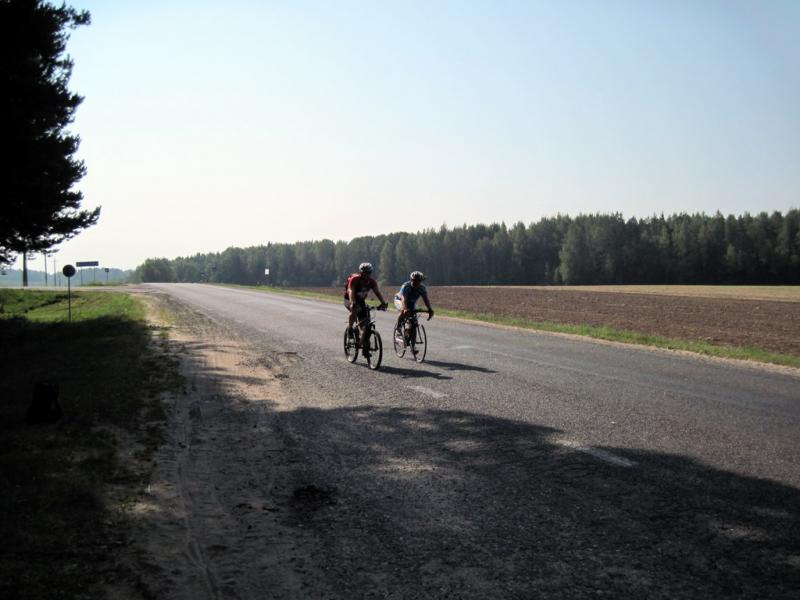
[[133, 283, 800, 599]]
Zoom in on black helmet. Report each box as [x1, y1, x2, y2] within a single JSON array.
[[410, 271, 425, 281], [359, 262, 373, 274]]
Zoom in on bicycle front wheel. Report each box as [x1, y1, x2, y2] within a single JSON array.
[[366, 330, 383, 370], [412, 323, 427, 363], [343, 327, 358, 363], [393, 323, 406, 358]]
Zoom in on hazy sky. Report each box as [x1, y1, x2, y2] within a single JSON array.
[[16, 0, 800, 271]]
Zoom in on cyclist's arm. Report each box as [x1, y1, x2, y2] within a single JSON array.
[[371, 280, 387, 306], [421, 289, 433, 317]]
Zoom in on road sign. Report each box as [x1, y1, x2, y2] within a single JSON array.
[[76, 261, 99, 267], [62, 265, 76, 278]]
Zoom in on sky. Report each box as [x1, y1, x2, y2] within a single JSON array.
[[14, 0, 800, 271]]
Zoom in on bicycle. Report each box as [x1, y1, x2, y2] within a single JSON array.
[[393, 309, 430, 363], [343, 304, 386, 370]]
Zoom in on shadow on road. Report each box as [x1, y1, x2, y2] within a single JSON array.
[[374, 364, 453, 380], [422, 358, 497, 373], [131, 307, 800, 600], [263, 404, 800, 599]]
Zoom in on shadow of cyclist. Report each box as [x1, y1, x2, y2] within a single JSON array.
[[376, 365, 453, 380], [421, 359, 497, 373]]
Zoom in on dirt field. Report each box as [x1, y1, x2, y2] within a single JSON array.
[[303, 285, 800, 356]]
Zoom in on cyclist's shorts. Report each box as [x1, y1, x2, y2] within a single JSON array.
[[346, 298, 368, 320]]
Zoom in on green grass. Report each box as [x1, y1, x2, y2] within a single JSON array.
[[226, 284, 800, 369], [1, 288, 144, 323], [0, 289, 182, 599], [82, 281, 127, 288]]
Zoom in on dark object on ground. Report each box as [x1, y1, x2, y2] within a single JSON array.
[[26, 382, 62, 424]]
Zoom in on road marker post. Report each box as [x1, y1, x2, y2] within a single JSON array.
[[62, 265, 76, 322]]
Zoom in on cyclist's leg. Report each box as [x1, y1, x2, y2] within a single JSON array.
[[407, 304, 418, 353], [356, 302, 370, 353], [345, 298, 356, 331], [396, 313, 407, 345]]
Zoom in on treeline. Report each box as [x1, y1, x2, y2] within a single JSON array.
[[134, 211, 800, 286]]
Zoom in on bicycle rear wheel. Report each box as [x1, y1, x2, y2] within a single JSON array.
[[412, 323, 427, 363], [343, 327, 358, 363], [393, 323, 406, 358], [366, 329, 383, 370]]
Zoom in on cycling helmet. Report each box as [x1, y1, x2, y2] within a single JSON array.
[[359, 262, 373, 274], [410, 271, 425, 281]]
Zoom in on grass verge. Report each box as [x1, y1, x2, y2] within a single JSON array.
[[227, 284, 800, 369], [0, 289, 182, 599]]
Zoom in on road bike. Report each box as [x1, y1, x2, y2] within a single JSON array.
[[393, 309, 430, 363], [343, 304, 386, 370]]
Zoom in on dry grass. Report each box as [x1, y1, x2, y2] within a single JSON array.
[[469, 285, 800, 303]]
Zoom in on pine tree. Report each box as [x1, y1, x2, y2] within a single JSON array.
[[1, 0, 99, 269]]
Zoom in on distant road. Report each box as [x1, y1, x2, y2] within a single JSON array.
[[145, 283, 800, 598]]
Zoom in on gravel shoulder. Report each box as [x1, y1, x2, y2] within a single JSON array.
[[110, 290, 322, 599]]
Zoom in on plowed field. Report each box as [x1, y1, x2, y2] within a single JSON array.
[[301, 286, 800, 356]]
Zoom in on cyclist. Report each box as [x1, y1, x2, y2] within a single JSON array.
[[345, 262, 388, 356], [394, 271, 434, 356]]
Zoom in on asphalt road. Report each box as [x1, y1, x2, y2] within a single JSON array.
[[146, 283, 800, 599]]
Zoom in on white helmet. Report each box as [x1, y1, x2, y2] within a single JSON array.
[[359, 262, 373, 274]]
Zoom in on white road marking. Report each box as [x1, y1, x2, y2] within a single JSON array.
[[406, 385, 447, 399], [453, 345, 476, 350], [556, 439, 636, 468]]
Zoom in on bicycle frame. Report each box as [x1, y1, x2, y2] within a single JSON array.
[[355, 304, 383, 334], [344, 303, 386, 369], [394, 309, 429, 362], [399, 309, 429, 334]]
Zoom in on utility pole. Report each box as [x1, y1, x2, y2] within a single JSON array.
[[43, 251, 48, 286]]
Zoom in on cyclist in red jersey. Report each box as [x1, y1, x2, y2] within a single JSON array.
[[345, 262, 388, 355]]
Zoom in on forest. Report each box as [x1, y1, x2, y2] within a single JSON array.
[[134, 211, 800, 286]]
